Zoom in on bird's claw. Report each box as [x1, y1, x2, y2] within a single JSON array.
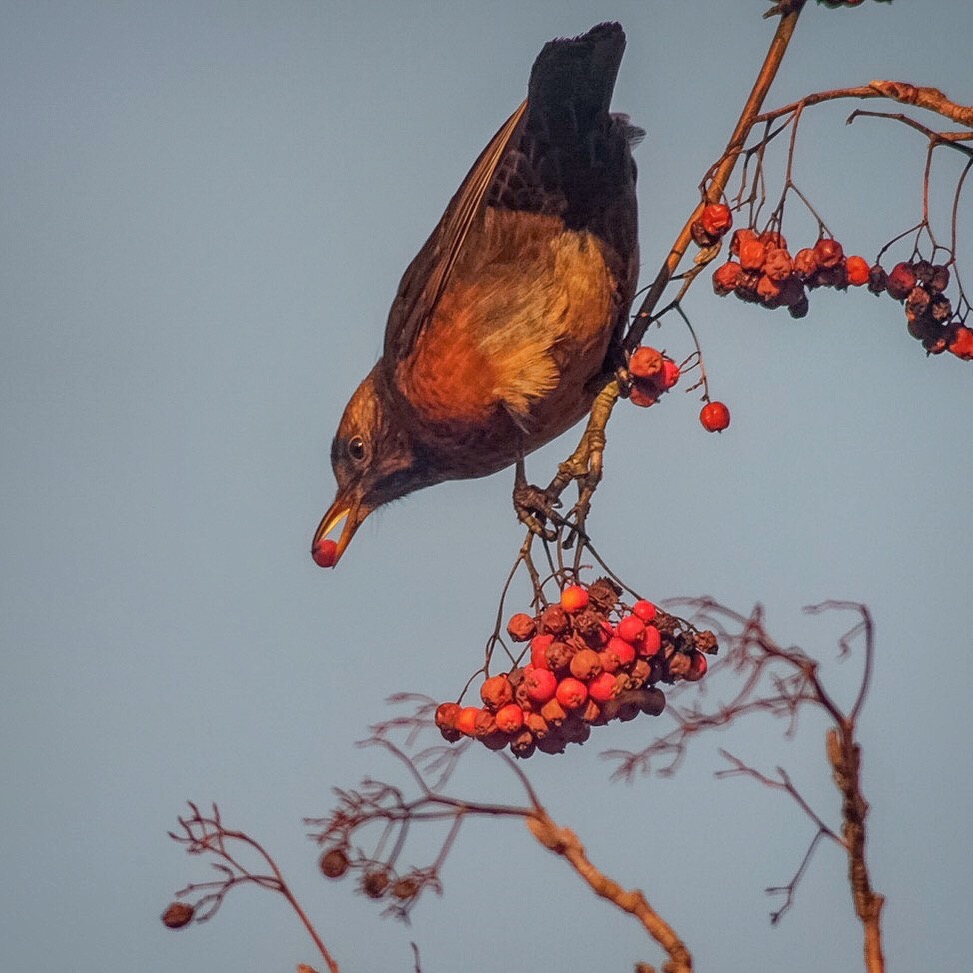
[[513, 481, 562, 541]]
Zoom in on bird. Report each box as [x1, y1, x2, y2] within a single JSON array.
[[312, 22, 641, 567]]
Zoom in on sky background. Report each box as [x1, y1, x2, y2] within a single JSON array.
[[2, 2, 971, 971]]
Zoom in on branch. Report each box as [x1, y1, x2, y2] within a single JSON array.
[[527, 808, 693, 973]]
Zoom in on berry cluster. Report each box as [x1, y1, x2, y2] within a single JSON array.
[[876, 259, 972, 359], [436, 578, 718, 758], [712, 230, 867, 319], [710, 231, 971, 361], [626, 345, 681, 408]]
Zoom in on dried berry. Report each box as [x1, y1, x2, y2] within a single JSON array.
[[540, 604, 569, 636], [506, 612, 536, 642], [474, 708, 498, 738], [814, 237, 844, 269], [392, 877, 420, 900], [319, 848, 350, 879], [587, 577, 621, 613], [701, 202, 733, 238], [361, 869, 390, 899], [713, 260, 742, 296], [629, 346, 664, 381], [738, 237, 767, 271], [540, 696, 568, 726], [792, 248, 819, 280], [759, 229, 788, 251], [763, 247, 793, 283], [637, 687, 667, 716], [929, 264, 951, 294], [162, 902, 195, 929], [569, 648, 602, 681], [684, 652, 709, 682], [480, 674, 513, 710], [867, 263, 888, 294], [886, 261, 917, 300], [628, 383, 658, 408], [544, 639, 575, 672]]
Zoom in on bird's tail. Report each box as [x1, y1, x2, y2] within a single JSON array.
[[526, 22, 627, 143]]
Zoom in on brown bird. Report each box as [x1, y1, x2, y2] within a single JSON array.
[[312, 22, 641, 567]]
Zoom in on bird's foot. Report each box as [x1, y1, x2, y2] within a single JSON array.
[[513, 479, 563, 541]]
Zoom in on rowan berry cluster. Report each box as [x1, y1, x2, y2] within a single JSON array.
[[710, 230, 971, 361], [877, 258, 972, 359], [626, 344, 681, 408], [711, 229, 869, 319], [436, 577, 717, 758]]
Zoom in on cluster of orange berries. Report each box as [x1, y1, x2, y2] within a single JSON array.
[[695, 205, 971, 362], [711, 226, 870, 319], [436, 577, 718, 758]]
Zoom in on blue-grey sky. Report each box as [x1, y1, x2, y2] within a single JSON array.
[[2, 2, 971, 971]]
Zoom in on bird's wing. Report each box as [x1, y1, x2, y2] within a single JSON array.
[[382, 100, 527, 365]]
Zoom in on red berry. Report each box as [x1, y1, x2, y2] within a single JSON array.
[[629, 346, 664, 381], [712, 260, 742, 296], [730, 227, 757, 257], [633, 600, 657, 622], [560, 585, 589, 613], [524, 667, 557, 704], [763, 247, 793, 283], [640, 625, 662, 658], [555, 677, 589, 710], [311, 538, 338, 568], [495, 703, 524, 733], [814, 237, 844, 269], [530, 634, 554, 670], [700, 202, 733, 238], [700, 401, 731, 432], [606, 636, 637, 667], [435, 702, 461, 731], [480, 674, 514, 710], [845, 255, 870, 286], [738, 237, 767, 271], [616, 614, 646, 645], [948, 326, 973, 360], [454, 706, 480, 736], [792, 247, 819, 280], [588, 671, 618, 703], [660, 358, 680, 390]]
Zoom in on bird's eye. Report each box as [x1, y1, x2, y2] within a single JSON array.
[[348, 435, 367, 462]]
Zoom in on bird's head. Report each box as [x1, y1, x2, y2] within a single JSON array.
[[312, 364, 437, 567]]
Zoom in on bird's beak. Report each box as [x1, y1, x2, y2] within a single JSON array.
[[311, 493, 370, 568]]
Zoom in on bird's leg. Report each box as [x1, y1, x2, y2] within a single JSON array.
[[545, 381, 619, 548], [513, 457, 562, 541]]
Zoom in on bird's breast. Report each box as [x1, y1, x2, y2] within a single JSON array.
[[392, 208, 625, 478]]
